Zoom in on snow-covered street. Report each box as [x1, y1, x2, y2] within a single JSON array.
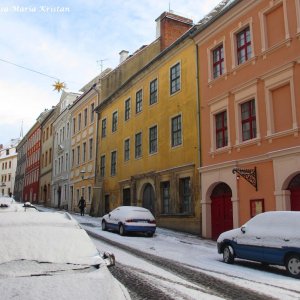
[[68, 212, 300, 300]]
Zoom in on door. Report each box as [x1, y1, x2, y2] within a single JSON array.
[[211, 196, 233, 240], [143, 184, 155, 215], [104, 195, 110, 214], [123, 188, 131, 206], [291, 189, 300, 211]]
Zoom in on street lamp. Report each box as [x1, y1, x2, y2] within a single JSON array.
[[80, 170, 86, 180]]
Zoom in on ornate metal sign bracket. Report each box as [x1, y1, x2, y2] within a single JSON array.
[[232, 167, 257, 191]]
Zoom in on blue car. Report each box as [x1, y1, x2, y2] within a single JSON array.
[[217, 211, 300, 278], [101, 206, 156, 237]]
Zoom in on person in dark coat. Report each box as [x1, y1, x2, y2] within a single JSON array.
[[78, 196, 86, 216]]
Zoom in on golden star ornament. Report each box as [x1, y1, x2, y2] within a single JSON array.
[[53, 80, 66, 92]]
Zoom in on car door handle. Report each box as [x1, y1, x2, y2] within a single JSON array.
[[256, 237, 261, 239], [284, 238, 290, 242]]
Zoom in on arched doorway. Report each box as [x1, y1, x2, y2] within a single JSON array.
[[142, 183, 155, 215], [288, 174, 300, 211], [211, 183, 233, 240]]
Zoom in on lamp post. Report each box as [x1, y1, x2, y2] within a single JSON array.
[[80, 170, 86, 180]]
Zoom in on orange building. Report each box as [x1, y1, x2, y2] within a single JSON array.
[[194, 0, 300, 239]]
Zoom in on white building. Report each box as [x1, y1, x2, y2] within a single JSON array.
[[0, 139, 20, 197]]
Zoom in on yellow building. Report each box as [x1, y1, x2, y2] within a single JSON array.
[[69, 83, 99, 214], [95, 13, 201, 234]]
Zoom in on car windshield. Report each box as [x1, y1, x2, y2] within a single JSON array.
[[0, 212, 103, 267]]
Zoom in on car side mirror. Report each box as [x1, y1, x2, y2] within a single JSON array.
[[102, 251, 115, 267], [108, 213, 111, 218], [241, 226, 246, 234]]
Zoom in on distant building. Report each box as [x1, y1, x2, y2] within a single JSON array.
[[14, 137, 27, 202], [0, 140, 19, 197], [39, 107, 56, 206], [51, 91, 81, 209]]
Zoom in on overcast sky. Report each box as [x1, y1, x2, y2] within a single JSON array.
[[0, 0, 221, 146]]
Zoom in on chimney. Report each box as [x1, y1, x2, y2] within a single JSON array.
[[155, 12, 193, 51], [0, 144, 3, 150], [119, 50, 129, 64]]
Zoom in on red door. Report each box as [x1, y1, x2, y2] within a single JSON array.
[[211, 195, 233, 240], [291, 188, 300, 211]]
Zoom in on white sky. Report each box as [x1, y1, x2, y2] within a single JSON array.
[[0, 0, 221, 146]]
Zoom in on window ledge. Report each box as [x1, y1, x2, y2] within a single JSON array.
[[209, 145, 232, 157], [231, 56, 258, 74], [266, 127, 299, 142], [208, 72, 230, 87], [261, 38, 292, 59], [234, 137, 262, 151]]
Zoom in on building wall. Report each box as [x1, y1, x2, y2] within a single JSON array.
[[96, 38, 201, 234], [23, 123, 41, 203], [70, 90, 98, 214], [0, 144, 18, 197], [14, 138, 27, 202], [39, 109, 55, 206], [194, 0, 300, 238]]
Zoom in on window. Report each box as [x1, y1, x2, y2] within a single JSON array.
[[150, 78, 158, 105], [171, 115, 182, 147], [78, 113, 81, 131], [90, 103, 95, 123], [124, 139, 130, 161], [73, 118, 76, 134], [112, 111, 118, 132], [65, 153, 68, 171], [135, 132, 142, 158], [179, 177, 191, 214], [46, 128, 49, 140], [77, 145, 80, 165], [82, 142, 86, 162], [72, 149, 75, 167], [111, 151, 117, 176], [149, 125, 157, 154], [170, 63, 180, 94], [125, 98, 130, 121], [241, 99, 256, 141], [215, 111, 228, 148], [136, 90, 143, 113], [84, 108, 88, 127], [101, 118, 107, 138], [49, 148, 52, 164], [88, 186, 92, 203], [161, 181, 170, 214], [89, 138, 93, 160], [213, 45, 224, 79], [237, 26, 252, 65], [67, 123, 70, 138], [100, 155, 105, 177]]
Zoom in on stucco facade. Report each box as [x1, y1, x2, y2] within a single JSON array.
[[95, 17, 202, 234], [193, 0, 300, 239], [69, 84, 99, 214], [0, 140, 19, 197], [51, 91, 80, 209], [39, 108, 56, 206]]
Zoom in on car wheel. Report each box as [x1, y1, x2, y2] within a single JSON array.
[[223, 245, 234, 264], [146, 232, 154, 237], [119, 224, 126, 236], [101, 220, 107, 231], [285, 254, 300, 278]]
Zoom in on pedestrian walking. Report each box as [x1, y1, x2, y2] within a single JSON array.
[[78, 196, 86, 216]]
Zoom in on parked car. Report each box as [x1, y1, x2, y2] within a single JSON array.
[[0, 211, 131, 299], [102, 206, 156, 237], [217, 211, 300, 278], [0, 196, 38, 212]]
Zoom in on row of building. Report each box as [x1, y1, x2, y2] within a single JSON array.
[[13, 0, 300, 239]]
